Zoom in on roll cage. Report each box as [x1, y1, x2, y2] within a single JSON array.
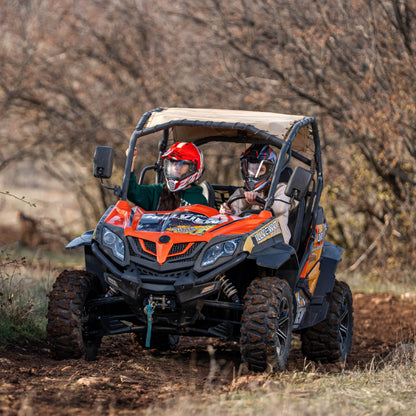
[[121, 107, 323, 264], [124, 108, 321, 191]]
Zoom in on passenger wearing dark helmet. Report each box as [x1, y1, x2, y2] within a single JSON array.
[[220, 144, 293, 244]]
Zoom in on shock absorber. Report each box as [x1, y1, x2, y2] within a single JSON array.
[[215, 273, 240, 303]]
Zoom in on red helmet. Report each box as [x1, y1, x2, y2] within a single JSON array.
[[240, 144, 277, 191], [161, 142, 204, 192]]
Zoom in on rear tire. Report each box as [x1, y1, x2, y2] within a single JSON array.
[[240, 277, 294, 372], [301, 280, 353, 363], [46, 270, 102, 360]]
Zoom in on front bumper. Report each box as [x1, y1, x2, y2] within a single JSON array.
[[90, 242, 245, 330]]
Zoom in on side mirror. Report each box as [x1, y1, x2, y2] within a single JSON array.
[[93, 146, 114, 178], [284, 166, 313, 201]]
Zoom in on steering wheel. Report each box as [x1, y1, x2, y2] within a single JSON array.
[[226, 194, 266, 217]]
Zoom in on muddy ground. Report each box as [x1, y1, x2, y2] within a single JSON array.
[[1, 291, 415, 415]]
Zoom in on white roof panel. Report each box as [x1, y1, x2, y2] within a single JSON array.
[[141, 107, 307, 140]]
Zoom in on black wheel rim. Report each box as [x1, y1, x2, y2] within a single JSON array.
[[276, 297, 290, 355], [339, 297, 350, 354]]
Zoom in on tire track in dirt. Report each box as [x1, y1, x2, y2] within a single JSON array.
[[1, 292, 415, 415]]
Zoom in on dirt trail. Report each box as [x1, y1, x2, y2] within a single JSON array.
[[1, 291, 415, 415]]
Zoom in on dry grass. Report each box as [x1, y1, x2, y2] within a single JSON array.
[[143, 347, 416, 416], [339, 270, 416, 298], [0, 246, 82, 346]]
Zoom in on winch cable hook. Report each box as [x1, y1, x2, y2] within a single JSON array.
[[145, 302, 154, 348]]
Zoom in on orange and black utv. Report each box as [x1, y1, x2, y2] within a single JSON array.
[[47, 108, 353, 372]]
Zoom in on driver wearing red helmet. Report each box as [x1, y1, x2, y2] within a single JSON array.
[[127, 142, 208, 210], [220, 144, 293, 244]]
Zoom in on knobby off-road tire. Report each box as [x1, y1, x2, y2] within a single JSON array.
[[47, 270, 102, 361], [301, 280, 353, 363], [240, 277, 294, 372]]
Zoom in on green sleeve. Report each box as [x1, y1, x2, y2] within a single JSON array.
[[181, 186, 209, 206], [127, 172, 163, 210]]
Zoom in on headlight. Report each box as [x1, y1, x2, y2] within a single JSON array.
[[102, 227, 125, 261], [201, 238, 240, 267]]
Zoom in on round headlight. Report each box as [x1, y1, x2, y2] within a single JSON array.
[[102, 228, 126, 262], [223, 240, 237, 255], [103, 229, 117, 245]]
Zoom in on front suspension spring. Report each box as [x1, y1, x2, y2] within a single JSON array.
[[215, 273, 240, 303]]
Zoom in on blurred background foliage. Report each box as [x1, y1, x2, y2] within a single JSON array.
[[0, 0, 415, 279]]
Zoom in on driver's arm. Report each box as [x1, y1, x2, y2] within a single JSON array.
[[126, 147, 137, 172], [271, 183, 292, 216], [244, 191, 260, 204], [219, 188, 246, 215], [219, 202, 232, 215]]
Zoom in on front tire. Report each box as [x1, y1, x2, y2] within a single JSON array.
[[240, 277, 294, 372], [301, 280, 353, 363], [46, 270, 102, 361]]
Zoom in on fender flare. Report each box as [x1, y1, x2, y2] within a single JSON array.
[[248, 241, 296, 268], [66, 230, 94, 249], [248, 242, 299, 288], [312, 241, 345, 304], [322, 240, 344, 262]]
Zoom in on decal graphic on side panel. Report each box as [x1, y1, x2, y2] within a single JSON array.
[[252, 219, 280, 244]]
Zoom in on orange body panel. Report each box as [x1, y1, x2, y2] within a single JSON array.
[[299, 222, 326, 295], [103, 201, 276, 265]]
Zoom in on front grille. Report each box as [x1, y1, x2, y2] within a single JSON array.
[[143, 240, 156, 253], [137, 266, 192, 282], [128, 238, 205, 264], [169, 242, 189, 255], [128, 238, 156, 261], [166, 241, 204, 262]]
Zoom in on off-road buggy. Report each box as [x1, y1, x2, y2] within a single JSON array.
[[47, 108, 353, 372]]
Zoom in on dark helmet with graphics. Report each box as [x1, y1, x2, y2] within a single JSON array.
[[240, 144, 277, 191]]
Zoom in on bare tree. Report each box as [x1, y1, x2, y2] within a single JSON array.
[[0, 0, 184, 226], [1, 0, 415, 274], [173, 0, 416, 273]]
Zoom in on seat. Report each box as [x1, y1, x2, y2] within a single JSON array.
[[279, 166, 293, 184], [200, 181, 216, 208]]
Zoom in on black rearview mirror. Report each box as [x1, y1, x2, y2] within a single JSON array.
[[284, 166, 313, 201], [93, 146, 114, 178]]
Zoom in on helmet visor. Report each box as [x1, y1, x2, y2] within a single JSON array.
[[241, 159, 274, 191], [164, 159, 197, 181], [243, 160, 272, 179]]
